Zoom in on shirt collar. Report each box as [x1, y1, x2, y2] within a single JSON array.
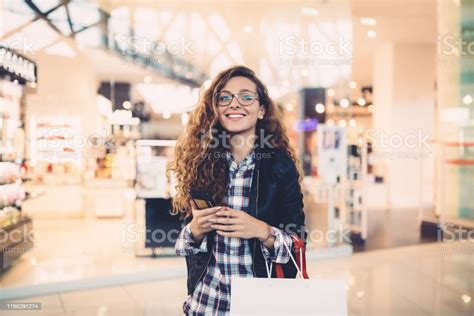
[[226, 149, 256, 171]]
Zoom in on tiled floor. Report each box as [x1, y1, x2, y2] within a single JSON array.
[[1, 241, 472, 315]]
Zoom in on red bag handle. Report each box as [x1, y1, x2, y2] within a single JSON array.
[[274, 235, 309, 279]]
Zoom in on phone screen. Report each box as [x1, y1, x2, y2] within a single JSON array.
[[191, 198, 214, 210]]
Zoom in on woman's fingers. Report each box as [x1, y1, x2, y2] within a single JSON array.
[[194, 206, 222, 217], [209, 216, 237, 225], [216, 230, 240, 238], [215, 208, 240, 218], [210, 224, 243, 231]]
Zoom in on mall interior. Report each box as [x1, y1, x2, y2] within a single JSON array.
[[0, 0, 473, 315]]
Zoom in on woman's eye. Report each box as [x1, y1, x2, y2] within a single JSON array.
[[220, 95, 231, 102], [241, 94, 254, 101]]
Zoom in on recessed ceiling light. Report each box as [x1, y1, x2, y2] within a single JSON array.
[[122, 101, 132, 109], [368, 30, 377, 38], [462, 95, 473, 105], [163, 111, 171, 119], [360, 17, 377, 26], [285, 103, 294, 112], [315, 103, 325, 114], [349, 81, 357, 89], [339, 99, 350, 108], [357, 98, 366, 106]]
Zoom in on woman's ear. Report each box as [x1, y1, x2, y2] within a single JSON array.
[[258, 105, 266, 119]]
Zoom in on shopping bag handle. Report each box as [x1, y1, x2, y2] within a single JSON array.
[[264, 234, 305, 279]]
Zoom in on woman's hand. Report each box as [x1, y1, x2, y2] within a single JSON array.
[[210, 207, 269, 240], [189, 206, 222, 242]]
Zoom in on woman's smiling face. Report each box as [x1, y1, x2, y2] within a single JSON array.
[[216, 76, 265, 135]]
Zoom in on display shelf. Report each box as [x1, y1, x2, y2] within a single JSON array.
[[0, 216, 34, 272]]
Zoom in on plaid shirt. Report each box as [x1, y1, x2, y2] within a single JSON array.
[[175, 150, 293, 315]]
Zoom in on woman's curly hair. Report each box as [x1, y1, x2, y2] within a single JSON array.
[[168, 65, 301, 218]]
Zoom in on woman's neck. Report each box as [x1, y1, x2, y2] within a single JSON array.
[[229, 129, 256, 164]]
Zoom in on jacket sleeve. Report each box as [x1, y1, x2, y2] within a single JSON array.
[[175, 223, 208, 256], [274, 154, 307, 243]]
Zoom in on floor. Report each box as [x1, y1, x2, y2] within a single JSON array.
[[0, 241, 472, 315], [352, 209, 438, 252]]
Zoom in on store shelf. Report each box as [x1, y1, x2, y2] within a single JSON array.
[[0, 216, 34, 272]]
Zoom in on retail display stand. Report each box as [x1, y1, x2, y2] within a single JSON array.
[[0, 77, 36, 272], [134, 139, 180, 257]]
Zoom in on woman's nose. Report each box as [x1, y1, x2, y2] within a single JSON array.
[[229, 97, 241, 109]]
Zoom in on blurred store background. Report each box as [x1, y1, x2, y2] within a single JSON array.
[[0, 0, 473, 315]]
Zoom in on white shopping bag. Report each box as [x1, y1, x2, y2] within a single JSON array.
[[230, 239, 347, 316]]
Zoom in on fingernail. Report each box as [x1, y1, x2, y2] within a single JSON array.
[[216, 207, 222, 210]]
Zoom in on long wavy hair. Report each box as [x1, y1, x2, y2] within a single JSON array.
[[168, 65, 301, 218]]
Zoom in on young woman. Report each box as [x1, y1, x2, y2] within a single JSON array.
[[170, 65, 306, 315]]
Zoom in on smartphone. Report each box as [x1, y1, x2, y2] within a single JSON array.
[[189, 190, 216, 210]]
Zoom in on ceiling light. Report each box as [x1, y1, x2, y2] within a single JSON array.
[[122, 101, 132, 110], [144, 76, 152, 84], [326, 119, 334, 126], [327, 88, 335, 97], [339, 99, 350, 108], [357, 98, 366, 106], [349, 119, 356, 127], [285, 103, 294, 112], [462, 294, 471, 304], [315, 103, 325, 114], [462, 95, 473, 105], [368, 30, 377, 39], [244, 26, 253, 33], [338, 119, 347, 127], [349, 81, 357, 89], [163, 111, 171, 119], [360, 17, 377, 26]]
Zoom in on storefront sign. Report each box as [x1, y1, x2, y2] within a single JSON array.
[[0, 46, 37, 84]]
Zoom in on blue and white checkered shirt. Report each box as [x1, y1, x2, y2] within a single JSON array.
[[175, 150, 293, 315]]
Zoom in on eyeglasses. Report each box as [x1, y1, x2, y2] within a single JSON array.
[[215, 91, 259, 107]]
